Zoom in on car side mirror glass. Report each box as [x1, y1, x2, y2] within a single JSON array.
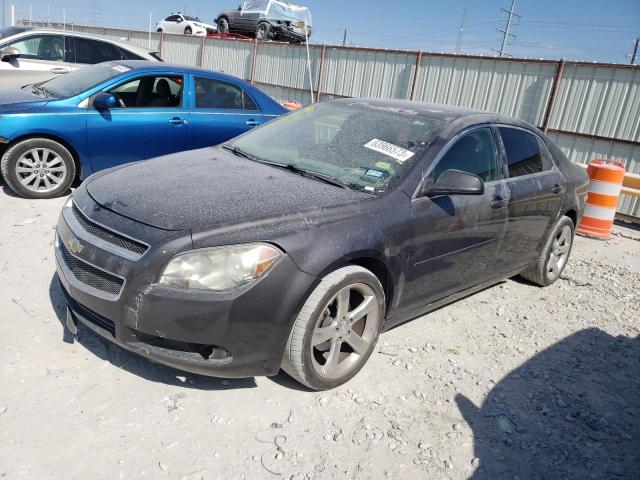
[[1, 47, 20, 62], [93, 92, 117, 110], [420, 169, 484, 197]]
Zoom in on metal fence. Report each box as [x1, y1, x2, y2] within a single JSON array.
[[18, 20, 640, 217]]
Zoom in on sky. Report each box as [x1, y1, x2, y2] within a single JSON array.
[[7, 0, 640, 63]]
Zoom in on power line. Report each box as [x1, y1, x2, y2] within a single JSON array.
[[493, 0, 520, 57]]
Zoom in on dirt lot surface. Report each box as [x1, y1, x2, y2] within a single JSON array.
[[0, 185, 638, 480]]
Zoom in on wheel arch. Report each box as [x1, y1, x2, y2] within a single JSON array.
[[563, 208, 578, 228], [3, 133, 82, 181]]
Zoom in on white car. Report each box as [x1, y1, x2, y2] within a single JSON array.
[[156, 14, 217, 36], [0, 26, 162, 88]]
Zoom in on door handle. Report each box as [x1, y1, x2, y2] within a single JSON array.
[[552, 184, 563, 194], [491, 198, 508, 209], [245, 119, 260, 127], [168, 117, 186, 126], [50, 67, 70, 74]]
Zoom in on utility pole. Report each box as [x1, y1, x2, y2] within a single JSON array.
[[342, 28, 348, 47], [630, 38, 639, 65], [455, 8, 467, 53], [493, 0, 520, 57]]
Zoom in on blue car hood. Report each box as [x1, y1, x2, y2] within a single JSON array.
[[0, 87, 48, 111]]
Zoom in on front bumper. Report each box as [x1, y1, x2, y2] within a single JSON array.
[[55, 191, 317, 378]]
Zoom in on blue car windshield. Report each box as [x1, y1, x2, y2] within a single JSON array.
[[41, 63, 130, 98]]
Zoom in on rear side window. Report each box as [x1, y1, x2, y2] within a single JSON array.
[[432, 127, 500, 183], [194, 77, 259, 111], [499, 127, 546, 178], [75, 37, 123, 64]]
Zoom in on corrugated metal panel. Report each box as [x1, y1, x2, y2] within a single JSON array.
[[127, 31, 162, 51], [254, 43, 321, 91], [255, 83, 313, 106], [320, 47, 417, 99], [160, 34, 201, 66], [202, 38, 254, 80], [548, 131, 640, 217], [415, 56, 556, 125], [101, 28, 130, 42], [549, 65, 640, 142]]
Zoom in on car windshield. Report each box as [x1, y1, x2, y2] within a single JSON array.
[[242, 0, 312, 27], [37, 63, 129, 98], [0, 26, 27, 40], [226, 102, 445, 194]]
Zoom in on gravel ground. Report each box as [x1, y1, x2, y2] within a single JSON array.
[[0, 184, 638, 480]]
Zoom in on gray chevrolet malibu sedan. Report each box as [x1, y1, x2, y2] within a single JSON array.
[[55, 99, 589, 390]]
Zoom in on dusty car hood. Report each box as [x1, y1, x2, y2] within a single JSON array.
[[0, 87, 48, 111], [85, 147, 367, 231]]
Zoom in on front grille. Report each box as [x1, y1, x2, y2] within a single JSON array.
[[59, 242, 124, 296], [62, 288, 116, 336], [72, 203, 147, 255]]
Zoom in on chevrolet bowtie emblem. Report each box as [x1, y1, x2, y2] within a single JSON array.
[[67, 238, 84, 255]]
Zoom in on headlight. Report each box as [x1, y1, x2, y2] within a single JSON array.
[[159, 243, 283, 291]]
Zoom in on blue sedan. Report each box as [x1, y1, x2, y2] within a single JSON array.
[[0, 61, 287, 198]]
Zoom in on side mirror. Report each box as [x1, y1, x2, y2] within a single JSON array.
[[1, 47, 20, 62], [93, 92, 117, 110], [421, 169, 484, 197]]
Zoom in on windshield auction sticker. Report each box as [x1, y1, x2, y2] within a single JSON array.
[[364, 139, 415, 164]]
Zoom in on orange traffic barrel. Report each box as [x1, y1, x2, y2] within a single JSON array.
[[576, 158, 626, 240]]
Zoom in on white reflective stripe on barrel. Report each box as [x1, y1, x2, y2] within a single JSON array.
[[588, 180, 623, 196], [583, 204, 617, 221]]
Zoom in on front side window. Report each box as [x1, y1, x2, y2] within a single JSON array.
[[108, 75, 183, 108], [499, 127, 545, 178], [194, 77, 258, 110], [227, 102, 445, 193], [75, 37, 123, 64], [431, 127, 500, 183], [8, 34, 65, 61], [165, 15, 180, 22]]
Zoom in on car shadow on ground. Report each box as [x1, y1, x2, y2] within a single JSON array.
[[456, 328, 640, 479], [48, 274, 257, 391]]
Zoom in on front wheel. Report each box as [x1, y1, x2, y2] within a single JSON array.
[[1, 138, 76, 199], [519, 215, 575, 286], [184, 26, 192, 35], [255, 22, 271, 41], [282, 265, 385, 390]]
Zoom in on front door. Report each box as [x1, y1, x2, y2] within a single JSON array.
[[399, 126, 509, 315], [0, 33, 71, 88], [495, 126, 565, 272], [189, 75, 271, 148], [86, 74, 189, 173]]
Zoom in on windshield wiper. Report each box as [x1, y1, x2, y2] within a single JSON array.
[[221, 144, 257, 161], [30, 84, 54, 98]]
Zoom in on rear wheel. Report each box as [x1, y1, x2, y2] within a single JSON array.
[[156, 28, 163, 33], [217, 18, 229, 34], [255, 22, 271, 41], [282, 265, 385, 390], [1, 138, 76, 199], [184, 26, 192, 35], [519, 215, 575, 286]]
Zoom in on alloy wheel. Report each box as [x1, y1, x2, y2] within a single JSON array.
[[546, 225, 572, 279], [15, 148, 67, 194], [310, 283, 379, 380]]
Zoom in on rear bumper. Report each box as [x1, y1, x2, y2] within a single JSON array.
[[55, 193, 317, 378]]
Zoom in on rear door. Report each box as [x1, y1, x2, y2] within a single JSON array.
[[0, 33, 71, 87], [400, 125, 509, 314], [86, 73, 190, 172], [495, 126, 565, 272], [188, 75, 271, 148]]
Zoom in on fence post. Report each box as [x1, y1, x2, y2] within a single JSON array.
[[250, 39, 258, 85], [316, 44, 326, 101], [542, 58, 565, 133], [159, 33, 164, 57], [409, 51, 423, 101], [199, 35, 206, 67]]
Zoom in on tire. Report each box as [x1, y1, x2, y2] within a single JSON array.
[[156, 28, 163, 33], [217, 18, 229, 34], [282, 265, 385, 390], [184, 26, 192, 35], [1, 138, 76, 199], [255, 22, 271, 41], [519, 215, 575, 287]]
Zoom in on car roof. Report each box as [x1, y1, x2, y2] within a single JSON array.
[[4, 27, 157, 54], [110, 60, 252, 83], [332, 98, 539, 130]]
